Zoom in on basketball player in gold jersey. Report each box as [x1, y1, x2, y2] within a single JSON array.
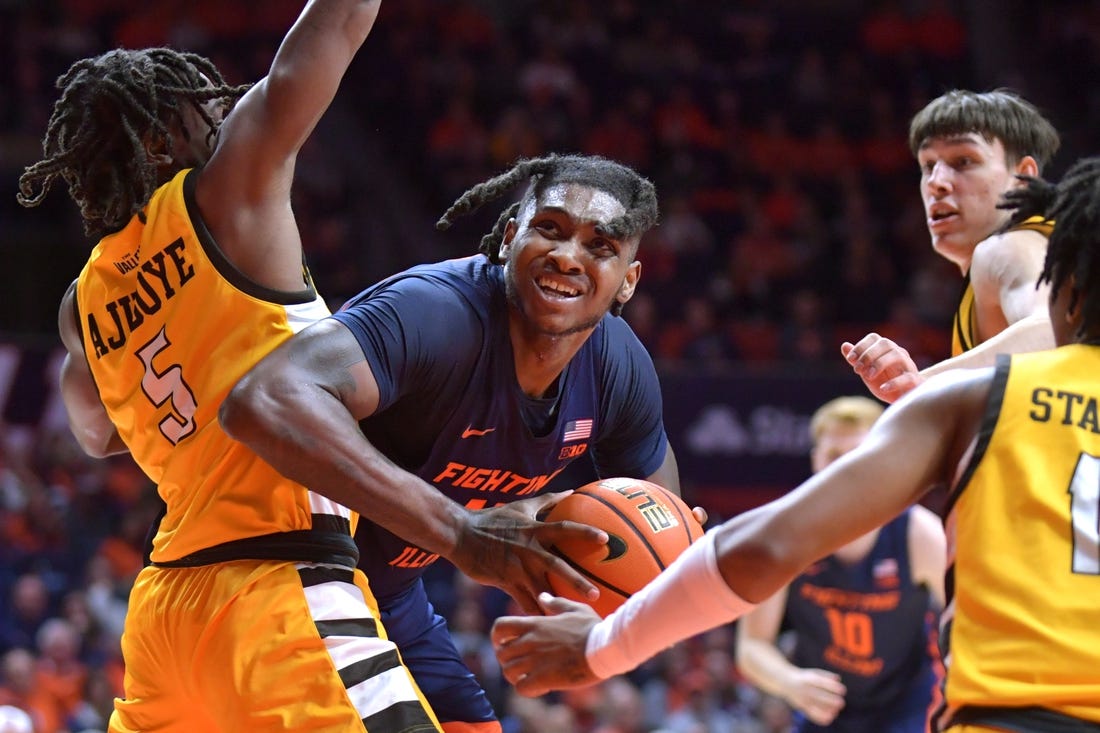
[[842, 89, 1060, 403], [490, 157, 1100, 731], [15, 2, 452, 730]]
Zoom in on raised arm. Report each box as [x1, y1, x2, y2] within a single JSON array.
[[57, 282, 127, 457], [196, 0, 382, 290]]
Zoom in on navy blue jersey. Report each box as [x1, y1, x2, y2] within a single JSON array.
[[786, 510, 936, 729], [332, 255, 668, 601]]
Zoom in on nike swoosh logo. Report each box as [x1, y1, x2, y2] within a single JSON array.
[[601, 534, 628, 562], [461, 425, 496, 439]]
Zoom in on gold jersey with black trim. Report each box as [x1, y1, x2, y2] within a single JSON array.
[[73, 168, 349, 563], [935, 345, 1100, 730], [951, 216, 1054, 356]]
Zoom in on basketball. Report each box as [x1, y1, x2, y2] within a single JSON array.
[[543, 477, 705, 617]]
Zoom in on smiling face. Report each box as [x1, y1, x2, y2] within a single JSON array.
[[500, 182, 641, 339], [917, 133, 1036, 272]]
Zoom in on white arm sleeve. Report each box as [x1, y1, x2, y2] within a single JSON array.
[[584, 528, 756, 679]]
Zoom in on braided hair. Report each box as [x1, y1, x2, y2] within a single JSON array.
[[435, 154, 659, 317], [1000, 156, 1100, 340], [17, 48, 248, 239]]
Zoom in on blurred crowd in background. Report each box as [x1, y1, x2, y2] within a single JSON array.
[[0, 0, 1098, 731]]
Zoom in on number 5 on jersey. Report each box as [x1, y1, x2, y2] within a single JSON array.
[[136, 327, 198, 444]]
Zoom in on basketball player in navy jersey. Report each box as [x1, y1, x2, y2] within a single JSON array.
[[491, 157, 1100, 732], [737, 396, 944, 733], [842, 90, 1060, 402], [221, 153, 684, 733]]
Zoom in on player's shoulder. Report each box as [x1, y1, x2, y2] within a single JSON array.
[[906, 503, 943, 537], [973, 222, 1048, 262], [587, 314, 656, 378], [969, 226, 1047, 290], [595, 311, 647, 350], [342, 255, 495, 312]]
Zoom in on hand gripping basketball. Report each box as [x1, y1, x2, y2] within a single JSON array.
[[543, 478, 704, 617]]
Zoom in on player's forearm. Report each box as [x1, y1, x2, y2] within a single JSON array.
[[585, 529, 756, 679], [263, 0, 380, 146], [736, 639, 800, 702], [921, 313, 1054, 378]]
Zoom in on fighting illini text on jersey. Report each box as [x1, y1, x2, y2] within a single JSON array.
[[934, 346, 1100, 730], [73, 168, 353, 564]]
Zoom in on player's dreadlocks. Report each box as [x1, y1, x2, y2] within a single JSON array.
[[908, 89, 1061, 172], [1001, 156, 1100, 340], [435, 154, 658, 317], [17, 48, 248, 239]]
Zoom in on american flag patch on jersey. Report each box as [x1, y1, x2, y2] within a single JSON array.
[[873, 558, 899, 588], [563, 418, 593, 442]]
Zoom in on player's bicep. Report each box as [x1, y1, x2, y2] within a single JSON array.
[[973, 231, 1049, 326], [998, 278, 1050, 325], [225, 317, 380, 438], [645, 441, 680, 495], [595, 327, 668, 476], [276, 318, 381, 420]]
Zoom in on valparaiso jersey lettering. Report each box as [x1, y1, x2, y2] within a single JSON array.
[[74, 168, 338, 563], [84, 238, 195, 358]]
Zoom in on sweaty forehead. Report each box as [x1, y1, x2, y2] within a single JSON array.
[[533, 183, 627, 224]]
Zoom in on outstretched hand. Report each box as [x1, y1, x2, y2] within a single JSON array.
[[492, 593, 602, 697], [841, 334, 924, 403], [451, 491, 608, 614]]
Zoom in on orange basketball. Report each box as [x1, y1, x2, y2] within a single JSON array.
[[543, 477, 705, 617]]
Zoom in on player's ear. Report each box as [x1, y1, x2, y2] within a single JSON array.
[[616, 261, 641, 306], [1014, 154, 1039, 179], [1066, 274, 1082, 322], [143, 129, 173, 169], [499, 219, 519, 259]]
